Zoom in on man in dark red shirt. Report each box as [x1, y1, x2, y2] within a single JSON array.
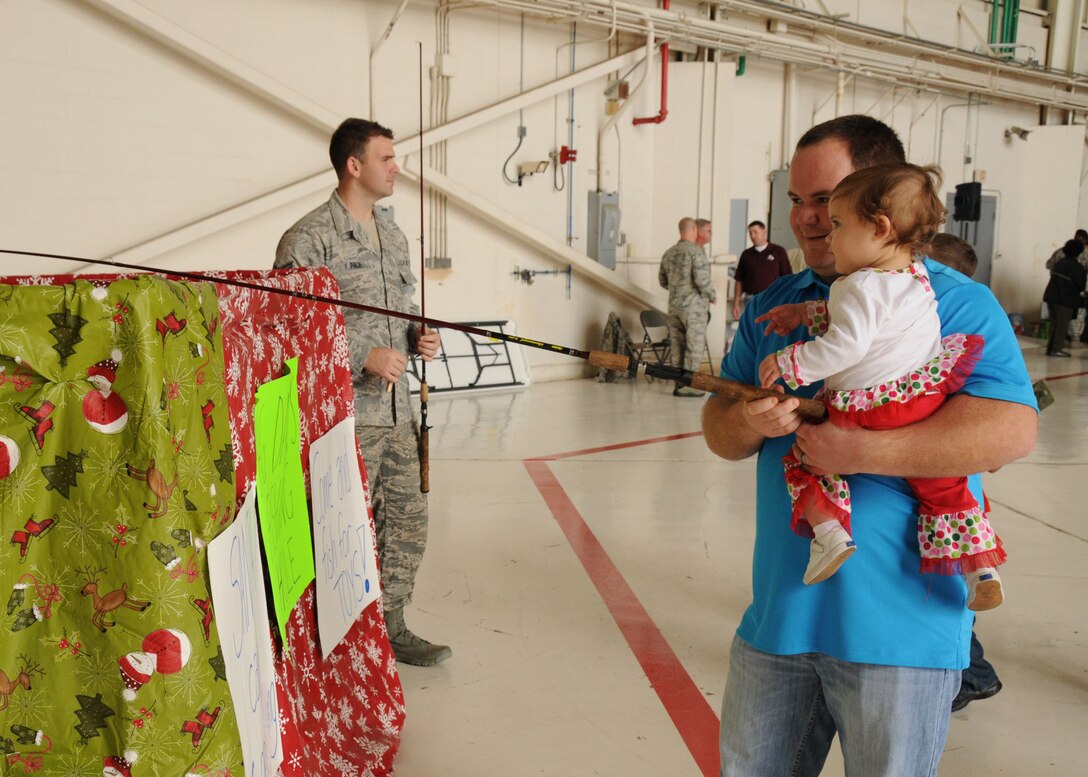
[[731, 220, 792, 321]]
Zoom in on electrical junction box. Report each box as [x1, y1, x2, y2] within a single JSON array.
[[587, 191, 620, 270], [436, 52, 458, 78]]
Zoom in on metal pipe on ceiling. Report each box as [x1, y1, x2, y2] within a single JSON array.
[[470, 0, 1088, 113]]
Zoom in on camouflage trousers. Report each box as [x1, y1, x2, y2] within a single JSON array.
[[665, 304, 709, 385], [355, 419, 429, 611]]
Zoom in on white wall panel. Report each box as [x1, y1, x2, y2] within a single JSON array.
[[136, 0, 373, 117], [0, 0, 325, 263], [729, 61, 785, 229]]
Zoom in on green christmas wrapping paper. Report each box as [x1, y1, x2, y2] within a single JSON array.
[[0, 276, 242, 776]]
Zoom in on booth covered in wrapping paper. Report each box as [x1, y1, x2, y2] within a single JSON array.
[[215, 267, 405, 775], [0, 268, 404, 776]]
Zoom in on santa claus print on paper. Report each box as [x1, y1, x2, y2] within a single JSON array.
[[82, 349, 129, 434], [117, 628, 192, 701]]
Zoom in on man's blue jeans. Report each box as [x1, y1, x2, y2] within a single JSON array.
[[959, 631, 999, 692], [720, 635, 959, 777]]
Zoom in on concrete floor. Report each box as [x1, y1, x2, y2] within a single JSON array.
[[391, 336, 1088, 777]]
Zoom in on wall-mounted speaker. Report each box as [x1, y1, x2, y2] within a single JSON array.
[[953, 182, 982, 222]]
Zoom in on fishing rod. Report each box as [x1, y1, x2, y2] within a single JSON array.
[[417, 42, 431, 494], [0, 248, 827, 420]]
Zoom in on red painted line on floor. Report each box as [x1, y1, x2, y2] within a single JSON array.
[[1036, 369, 1088, 381], [524, 459, 720, 777], [528, 430, 704, 462]]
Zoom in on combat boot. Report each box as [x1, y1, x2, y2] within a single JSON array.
[[384, 608, 452, 667]]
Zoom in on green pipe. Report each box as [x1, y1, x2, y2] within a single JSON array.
[[736, 55, 746, 76], [1001, 0, 1012, 47], [1008, 0, 1020, 46], [989, 0, 1000, 45]]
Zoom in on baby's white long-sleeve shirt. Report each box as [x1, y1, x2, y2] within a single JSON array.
[[790, 264, 943, 391]]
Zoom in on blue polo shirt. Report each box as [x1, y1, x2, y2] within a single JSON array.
[[721, 259, 1037, 669]]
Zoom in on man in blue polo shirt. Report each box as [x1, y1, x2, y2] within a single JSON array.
[[702, 115, 1037, 776]]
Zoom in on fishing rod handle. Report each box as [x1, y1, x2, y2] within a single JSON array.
[[418, 382, 430, 494], [419, 433, 430, 494], [588, 350, 827, 421]]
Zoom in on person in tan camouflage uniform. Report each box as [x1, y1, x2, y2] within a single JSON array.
[[659, 217, 717, 397], [275, 118, 450, 666], [695, 218, 713, 251]]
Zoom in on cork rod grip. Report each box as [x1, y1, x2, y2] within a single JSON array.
[[419, 383, 430, 494]]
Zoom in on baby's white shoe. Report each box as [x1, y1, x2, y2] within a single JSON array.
[[803, 523, 856, 585]]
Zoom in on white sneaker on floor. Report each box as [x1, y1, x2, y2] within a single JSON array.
[[966, 567, 1003, 611], [803, 525, 856, 585]]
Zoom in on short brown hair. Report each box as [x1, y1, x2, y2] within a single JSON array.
[[927, 233, 978, 277], [330, 118, 394, 177], [830, 163, 947, 256], [678, 217, 696, 234], [797, 114, 906, 170]]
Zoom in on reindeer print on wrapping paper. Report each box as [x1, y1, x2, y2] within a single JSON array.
[[79, 572, 151, 633], [0, 655, 44, 710], [126, 458, 178, 519]]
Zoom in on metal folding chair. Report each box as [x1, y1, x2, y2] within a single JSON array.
[[632, 310, 671, 365]]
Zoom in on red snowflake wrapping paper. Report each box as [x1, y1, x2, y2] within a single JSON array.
[[213, 267, 405, 777]]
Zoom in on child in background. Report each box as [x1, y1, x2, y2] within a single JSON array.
[[927, 233, 979, 278], [757, 163, 1005, 610]]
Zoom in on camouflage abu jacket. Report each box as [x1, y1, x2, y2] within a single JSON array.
[[275, 191, 420, 427], [658, 239, 716, 316]]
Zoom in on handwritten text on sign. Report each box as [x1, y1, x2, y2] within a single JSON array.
[[254, 357, 315, 650], [208, 486, 283, 777], [309, 417, 379, 655]]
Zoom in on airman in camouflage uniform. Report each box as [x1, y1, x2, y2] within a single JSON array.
[[659, 217, 717, 397], [275, 118, 451, 666]]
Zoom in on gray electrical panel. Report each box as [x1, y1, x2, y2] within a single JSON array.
[[587, 190, 620, 269], [729, 199, 749, 257], [768, 169, 798, 251], [944, 193, 996, 287]]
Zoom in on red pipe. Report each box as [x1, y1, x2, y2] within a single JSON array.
[[633, 0, 669, 125]]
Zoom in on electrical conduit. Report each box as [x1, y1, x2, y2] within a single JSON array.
[[632, 0, 669, 124]]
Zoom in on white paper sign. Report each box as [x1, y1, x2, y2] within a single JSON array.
[[308, 417, 380, 656], [208, 486, 284, 777]]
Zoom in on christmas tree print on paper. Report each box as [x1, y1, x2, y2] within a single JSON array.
[[47, 311, 87, 367], [73, 692, 115, 743], [208, 644, 226, 682], [213, 443, 233, 484], [41, 450, 87, 499]]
